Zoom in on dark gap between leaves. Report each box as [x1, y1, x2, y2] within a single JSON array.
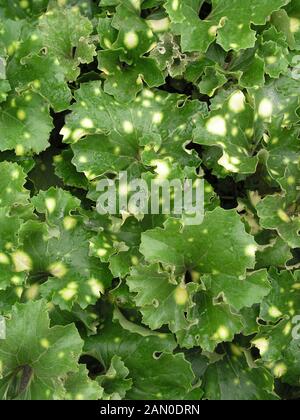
[[199, 1, 213, 20], [80, 355, 105, 378]]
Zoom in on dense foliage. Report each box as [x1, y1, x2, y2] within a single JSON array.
[[0, 0, 299, 400]]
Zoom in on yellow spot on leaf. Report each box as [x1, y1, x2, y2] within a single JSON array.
[[228, 91, 245, 113], [219, 153, 239, 172], [17, 109, 26, 121], [60, 127, 71, 140], [277, 209, 290, 223], [290, 17, 300, 33], [244, 244, 257, 257], [258, 98, 273, 118], [63, 216, 77, 231], [80, 118, 94, 129], [124, 32, 139, 49], [25, 284, 39, 300], [40, 338, 50, 349], [15, 144, 25, 156], [0, 253, 9, 265], [131, 256, 139, 266], [103, 38, 112, 49], [206, 116, 227, 136], [72, 129, 86, 142], [172, 0, 179, 11], [20, 0, 29, 9], [123, 120, 134, 134], [33, 79, 41, 89], [11, 169, 20, 180], [49, 262, 68, 278], [266, 56, 277, 65], [273, 363, 287, 378], [11, 276, 22, 285], [88, 278, 104, 297], [152, 160, 170, 179], [216, 326, 230, 340], [59, 282, 78, 301], [268, 306, 282, 318], [231, 127, 238, 136], [208, 25, 218, 37], [283, 322, 292, 336], [252, 337, 269, 355], [148, 17, 170, 32], [97, 248, 107, 257], [79, 155, 88, 164], [174, 285, 188, 306], [45, 197, 56, 214], [12, 251, 32, 272], [152, 112, 163, 124]]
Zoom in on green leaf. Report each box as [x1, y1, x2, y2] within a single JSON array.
[[89, 213, 157, 278], [127, 264, 198, 332], [31, 187, 81, 226], [0, 0, 48, 19], [72, 133, 138, 178], [239, 53, 265, 89], [0, 287, 22, 315], [202, 270, 271, 311], [256, 237, 293, 269], [0, 0, 299, 401], [98, 49, 165, 103], [0, 92, 53, 155], [203, 352, 279, 400], [38, 7, 96, 81], [260, 268, 300, 323], [64, 365, 103, 400], [96, 355, 132, 400], [0, 151, 35, 173], [271, 9, 296, 49], [198, 66, 227, 96], [240, 306, 261, 336], [97, 0, 165, 101], [0, 161, 29, 207], [54, 149, 89, 190], [110, 0, 157, 59], [165, 0, 290, 53], [8, 53, 72, 112], [256, 193, 300, 248], [0, 300, 83, 400], [150, 33, 190, 78], [193, 89, 261, 174], [0, 55, 11, 103], [266, 123, 299, 175], [253, 319, 300, 386], [140, 208, 256, 276], [252, 268, 300, 385], [177, 291, 244, 352], [249, 78, 300, 126], [64, 81, 203, 175], [16, 189, 113, 310], [84, 313, 200, 400], [0, 207, 25, 291], [97, 17, 118, 50], [258, 27, 290, 79]]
